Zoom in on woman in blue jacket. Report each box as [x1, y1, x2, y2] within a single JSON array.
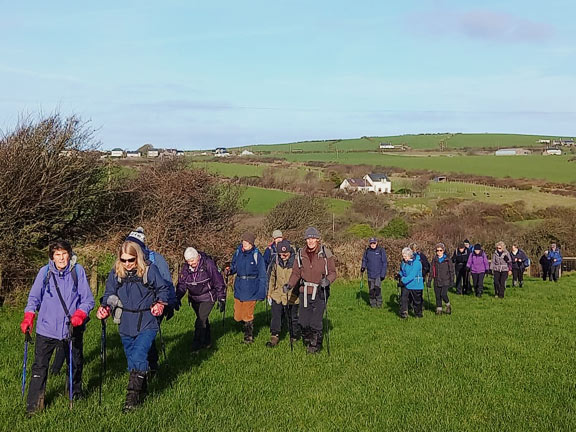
[[228, 232, 267, 344], [398, 247, 424, 319], [97, 240, 169, 412]]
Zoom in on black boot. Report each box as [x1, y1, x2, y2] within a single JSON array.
[[26, 389, 45, 417], [302, 328, 312, 347], [307, 331, 320, 354], [243, 321, 254, 344], [123, 371, 147, 412], [191, 327, 205, 353], [203, 321, 212, 349]]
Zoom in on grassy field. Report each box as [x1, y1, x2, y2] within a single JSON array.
[[1, 275, 574, 431], [277, 153, 576, 184], [191, 161, 266, 177], [240, 133, 564, 152]]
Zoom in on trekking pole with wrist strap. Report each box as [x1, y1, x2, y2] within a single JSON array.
[[21, 330, 33, 399]]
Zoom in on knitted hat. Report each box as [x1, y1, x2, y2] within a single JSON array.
[[304, 227, 320, 239], [474, 243, 482, 251], [126, 227, 146, 249], [464, 239, 470, 244], [242, 231, 256, 245], [184, 247, 199, 261], [272, 229, 283, 239], [277, 240, 291, 254]]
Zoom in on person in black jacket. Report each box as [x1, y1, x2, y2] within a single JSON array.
[[539, 250, 551, 281], [361, 237, 388, 308], [428, 243, 454, 315], [510, 243, 529, 287], [452, 243, 471, 295]]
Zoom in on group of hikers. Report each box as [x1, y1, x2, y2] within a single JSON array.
[[18, 227, 563, 415]]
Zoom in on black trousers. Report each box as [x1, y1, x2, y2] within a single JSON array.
[[511, 268, 524, 286], [541, 265, 550, 281], [493, 271, 508, 298], [400, 287, 423, 317], [27, 328, 84, 411], [454, 264, 470, 294], [367, 278, 383, 307], [191, 301, 214, 345], [299, 292, 326, 346], [270, 302, 299, 337], [471, 273, 485, 296], [551, 265, 560, 282], [434, 284, 450, 308]]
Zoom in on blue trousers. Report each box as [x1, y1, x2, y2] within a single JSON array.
[[120, 330, 158, 371]]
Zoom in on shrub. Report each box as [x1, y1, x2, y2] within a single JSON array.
[[264, 195, 330, 241], [347, 223, 374, 238], [380, 218, 410, 239]]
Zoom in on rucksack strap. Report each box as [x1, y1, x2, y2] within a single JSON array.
[[50, 272, 72, 322]]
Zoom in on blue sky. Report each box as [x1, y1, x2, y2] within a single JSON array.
[[1, 0, 575, 150]]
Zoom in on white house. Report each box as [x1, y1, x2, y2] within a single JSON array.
[[214, 147, 230, 157], [240, 150, 254, 156], [339, 173, 391, 194], [379, 142, 395, 150], [126, 151, 141, 158], [147, 148, 159, 158], [543, 148, 562, 156], [110, 148, 124, 158]]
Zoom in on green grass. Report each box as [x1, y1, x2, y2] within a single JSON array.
[[191, 161, 266, 177], [239, 133, 566, 152], [1, 275, 574, 430], [241, 186, 295, 214], [277, 153, 576, 184]]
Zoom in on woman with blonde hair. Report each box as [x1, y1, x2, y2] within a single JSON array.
[[491, 241, 512, 298], [96, 240, 169, 411]]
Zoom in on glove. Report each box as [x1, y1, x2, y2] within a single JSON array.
[[218, 299, 226, 313], [360, 267, 365, 274], [323, 286, 331, 299], [485, 269, 493, 276], [96, 306, 110, 320], [70, 309, 87, 327], [319, 277, 330, 288], [20, 312, 35, 334], [151, 303, 165, 317], [282, 283, 291, 293], [224, 266, 230, 276], [394, 273, 401, 281]]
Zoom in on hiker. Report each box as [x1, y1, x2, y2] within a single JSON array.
[[361, 237, 388, 308], [510, 243, 529, 287], [409, 243, 430, 280], [21, 240, 94, 415], [228, 232, 267, 344], [452, 242, 471, 295], [491, 241, 512, 299], [428, 243, 454, 315], [397, 247, 424, 319], [286, 227, 337, 354], [263, 229, 284, 273], [548, 243, 562, 282], [266, 240, 300, 348], [539, 250, 551, 281], [125, 227, 178, 374], [176, 247, 226, 352], [467, 244, 490, 297], [463, 239, 474, 254], [96, 240, 170, 411]]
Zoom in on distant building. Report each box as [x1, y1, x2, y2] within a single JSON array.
[[379, 142, 395, 150], [339, 173, 391, 194], [543, 148, 562, 156], [126, 151, 141, 158], [240, 150, 254, 156], [147, 148, 159, 158], [538, 139, 551, 144], [176, 150, 185, 157], [433, 176, 448, 182], [214, 147, 230, 157], [110, 148, 124, 158], [495, 148, 531, 156]]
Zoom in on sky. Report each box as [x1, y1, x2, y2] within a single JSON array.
[[1, 0, 575, 150]]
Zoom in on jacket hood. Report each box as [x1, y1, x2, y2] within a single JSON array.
[[49, 253, 78, 275]]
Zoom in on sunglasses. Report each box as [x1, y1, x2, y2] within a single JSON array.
[[436, 249, 444, 252], [120, 257, 136, 263]]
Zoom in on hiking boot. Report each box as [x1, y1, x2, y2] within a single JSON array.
[[307, 344, 320, 354], [399, 311, 408, 319], [123, 371, 147, 412], [445, 304, 452, 315], [266, 335, 280, 348], [519, 282, 523, 288], [242, 321, 254, 344], [26, 391, 45, 417], [435, 307, 442, 315]]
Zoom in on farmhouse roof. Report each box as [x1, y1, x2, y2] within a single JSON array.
[[366, 173, 389, 182], [111, 148, 123, 151], [347, 178, 369, 187]]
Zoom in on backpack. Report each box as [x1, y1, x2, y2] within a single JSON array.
[[523, 257, 531, 268]]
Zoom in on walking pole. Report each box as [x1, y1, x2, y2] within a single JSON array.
[[99, 319, 106, 406], [358, 274, 364, 306], [157, 317, 167, 362], [285, 305, 294, 353], [21, 330, 33, 399], [323, 292, 331, 356], [68, 324, 73, 410]]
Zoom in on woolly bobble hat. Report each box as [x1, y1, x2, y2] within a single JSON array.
[[272, 229, 283, 239], [304, 226, 320, 239], [184, 247, 199, 261], [474, 243, 482, 251], [242, 231, 256, 245], [126, 227, 146, 249], [277, 240, 291, 254]]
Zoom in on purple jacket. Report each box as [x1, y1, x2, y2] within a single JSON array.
[[176, 253, 226, 303], [25, 257, 94, 340], [466, 252, 490, 274]]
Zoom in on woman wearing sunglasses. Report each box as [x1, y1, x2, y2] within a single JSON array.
[[427, 243, 454, 315], [96, 240, 169, 411], [491, 241, 512, 298]]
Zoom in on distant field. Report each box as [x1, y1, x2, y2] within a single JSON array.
[[277, 153, 576, 184], [239, 133, 564, 152], [191, 161, 265, 177]]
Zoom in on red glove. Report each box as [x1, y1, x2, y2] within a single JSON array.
[[70, 309, 87, 327], [96, 306, 110, 320], [151, 303, 165, 317], [20, 312, 35, 334]]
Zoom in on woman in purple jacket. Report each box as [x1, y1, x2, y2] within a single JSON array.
[[176, 247, 226, 352], [466, 244, 490, 297], [20, 240, 94, 415]]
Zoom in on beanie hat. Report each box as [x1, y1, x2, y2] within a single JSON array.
[[369, 237, 378, 244], [277, 240, 291, 254], [126, 227, 146, 249], [304, 226, 320, 239], [474, 243, 482, 251], [272, 229, 283, 239], [464, 239, 470, 244], [184, 247, 199, 261], [242, 231, 256, 245]]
